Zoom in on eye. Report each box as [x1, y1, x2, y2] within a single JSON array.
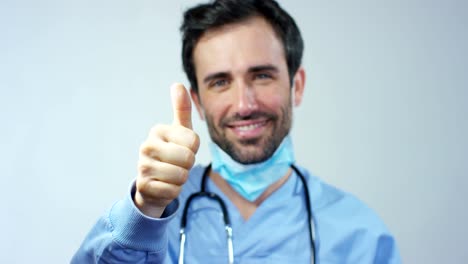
[[211, 79, 229, 88], [254, 73, 272, 80]]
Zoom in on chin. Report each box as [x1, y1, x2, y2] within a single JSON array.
[[232, 147, 269, 164]]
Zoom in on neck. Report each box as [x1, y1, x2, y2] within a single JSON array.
[[209, 167, 292, 220], [209, 135, 295, 202]]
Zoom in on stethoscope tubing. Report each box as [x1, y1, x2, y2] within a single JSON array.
[[178, 164, 316, 264]]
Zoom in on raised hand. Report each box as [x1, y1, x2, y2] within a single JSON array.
[[134, 83, 200, 218]]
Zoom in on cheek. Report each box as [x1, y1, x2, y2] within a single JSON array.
[[202, 99, 226, 122], [259, 89, 289, 109]]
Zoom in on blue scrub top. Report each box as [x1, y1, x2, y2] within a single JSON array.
[[72, 165, 401, 263]]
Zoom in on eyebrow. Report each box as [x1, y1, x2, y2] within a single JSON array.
[[203, 72, 230, 84], [202, 64, 279, 84], [248, 64, 279, 74]]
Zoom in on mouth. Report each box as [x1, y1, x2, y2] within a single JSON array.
[[233, 120, 267, 130], [226, 119, 270, 139]]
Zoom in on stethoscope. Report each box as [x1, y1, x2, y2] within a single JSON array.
[[178, 164, 317, 264]]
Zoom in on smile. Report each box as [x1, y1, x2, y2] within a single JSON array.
[[235, 121, 267, 131], [226, 119, 269, 139]]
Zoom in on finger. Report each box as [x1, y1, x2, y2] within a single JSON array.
[[140, 139, 196, 169], [149, 124, 200, 153], [138, 156, 189, 186], [171, 83, 193, 129], [136, 178, 181, 204]]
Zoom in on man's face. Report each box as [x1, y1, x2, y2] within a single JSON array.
[[191, 16, 305, 164]]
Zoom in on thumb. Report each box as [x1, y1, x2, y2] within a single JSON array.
[[171, 83, 193, 129]]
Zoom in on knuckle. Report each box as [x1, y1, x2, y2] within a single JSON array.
[[179, 168, 189, 184], [177, 127, 199, 151], [149, 124, 163, 136], [185, 151, 196, 168], [140, 142, 162, 161], [186, 130, 200, 152], [136, 177, 150, 195], [137, 161, 153, 176], [190, 133, 201, 153], [173, 167, 189, 185], [149, 124, 169, 143], [139, 142, 152, 155]]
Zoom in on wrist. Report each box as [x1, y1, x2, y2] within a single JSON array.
[[134, 191, 166, 218]]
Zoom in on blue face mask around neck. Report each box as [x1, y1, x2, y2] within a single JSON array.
[[209, 135, 295, 202]]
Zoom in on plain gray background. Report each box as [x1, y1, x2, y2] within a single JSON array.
[[1, 0, 467, 263]]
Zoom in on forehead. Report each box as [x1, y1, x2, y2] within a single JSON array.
[[193, 16, 286, 77]]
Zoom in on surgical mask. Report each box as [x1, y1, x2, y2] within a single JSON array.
[[209, 135, 295, 201]]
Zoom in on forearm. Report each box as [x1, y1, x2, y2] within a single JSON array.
[[72, 182, 179, 263]]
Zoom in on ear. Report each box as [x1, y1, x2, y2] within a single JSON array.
[[190, 88, 205, 120], [292, 66, 306, 107]]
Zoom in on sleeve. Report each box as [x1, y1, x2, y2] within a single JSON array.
[[71, 182, 179, 264]]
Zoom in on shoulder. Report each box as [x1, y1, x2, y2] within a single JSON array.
[[295, 165, 388, 231], [295, 165, 400, 261], [295, 165, 396, 241]]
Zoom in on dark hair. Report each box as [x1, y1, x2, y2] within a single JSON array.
[[180, 0, 304, 93]]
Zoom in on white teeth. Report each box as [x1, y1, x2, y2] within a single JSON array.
[[237, 123, 263, 131]]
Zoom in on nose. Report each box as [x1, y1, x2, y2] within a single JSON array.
[[235, 80, 258, 116]]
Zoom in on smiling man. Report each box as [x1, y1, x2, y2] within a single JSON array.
[[191, 16, 298, 166], [73, 1, 401, 263]]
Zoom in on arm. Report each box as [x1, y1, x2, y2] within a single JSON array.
[[71, 184, 179, 263], [72, 84, 198, 263]]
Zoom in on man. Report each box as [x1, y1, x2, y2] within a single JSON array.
[[73, 0, 401, 263]]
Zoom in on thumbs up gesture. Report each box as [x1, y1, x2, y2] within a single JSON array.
[[135, 83, 200, 218]]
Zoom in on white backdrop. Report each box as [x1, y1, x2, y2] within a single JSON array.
[[1, 0, 467, 263]]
